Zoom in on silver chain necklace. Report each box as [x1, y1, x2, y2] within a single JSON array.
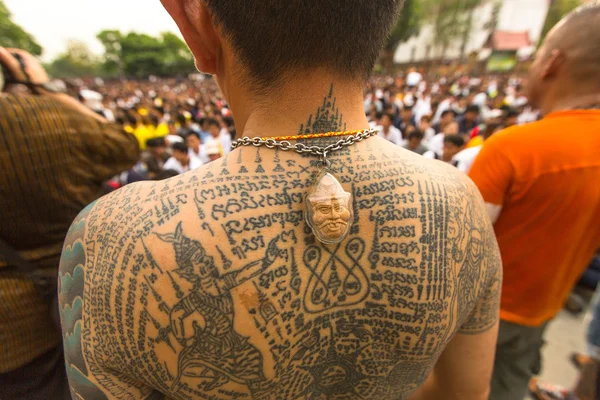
[[231, 128, 379, 244], [232, 128, 379, 167]]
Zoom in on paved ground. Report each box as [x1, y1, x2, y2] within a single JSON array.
[[524, 309, 588, 399]]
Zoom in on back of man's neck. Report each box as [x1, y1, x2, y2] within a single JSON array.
[[542, 92, 600, 116], [230, 76, 370, 139]]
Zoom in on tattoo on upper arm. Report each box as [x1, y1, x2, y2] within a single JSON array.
[[70, 86, 499, 400], [59, 202, 109, 400], [457, 194, 503, 335]]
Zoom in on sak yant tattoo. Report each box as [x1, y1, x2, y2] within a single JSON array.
[[59, 86, 501, 400], [298, 84, 347, 134]]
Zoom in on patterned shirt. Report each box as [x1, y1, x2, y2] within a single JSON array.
[[0, 94, 140, 372]]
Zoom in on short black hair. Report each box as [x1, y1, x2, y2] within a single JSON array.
[[441, 110, 456, 118], [407, 130, 424, 141], [466, 105, 481, 114], [146, 137, 166, 148], [207, 119, 220, 128], [223, 117, 235, 128], [381, 112, 396, 123], [187, 131, 201, 140], [444, 134, 466, 148], [204, 1, 404, 93], [172, 142, 189, 153], [176, 114, 187, 125]]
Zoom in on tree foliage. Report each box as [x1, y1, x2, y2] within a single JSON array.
[[386, 0, 423, 50], [97, 30, 195, 78], [46, 41, 99, 78], [0, 0, 42, 55]]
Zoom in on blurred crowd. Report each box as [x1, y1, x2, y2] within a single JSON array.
[[68, 68, 538, 192]]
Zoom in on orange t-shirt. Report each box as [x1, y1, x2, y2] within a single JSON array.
[[469, 110, 600, 327]]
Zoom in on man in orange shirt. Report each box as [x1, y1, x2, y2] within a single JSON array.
[[469, 4, 600, 400]]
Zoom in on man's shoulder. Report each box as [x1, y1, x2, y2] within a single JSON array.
[[392, 145, 476, 189]]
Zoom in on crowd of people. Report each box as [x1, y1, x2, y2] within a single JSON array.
[[69, 70, 538, 191]]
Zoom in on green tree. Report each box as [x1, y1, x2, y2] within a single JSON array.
[[121, 32, 168, 77], [540, 0, 582, 42], [97, 30, 124, 77], [160, 32, 195, 76], [382, 0, 423, 72], [47, 40, 99, 78], [96, 30, 195, 78], [0, 0, 42, 55]]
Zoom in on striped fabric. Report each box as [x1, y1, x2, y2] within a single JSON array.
[[0, 93, 140, 373]]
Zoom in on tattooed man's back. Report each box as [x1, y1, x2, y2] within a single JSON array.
[[58, 1, 502, 399]]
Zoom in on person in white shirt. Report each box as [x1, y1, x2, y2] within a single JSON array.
[[454, 123, 504, 174], [426, 121, 459, 158], [163, 142, 202, 174], [376, 112, 403, 145], [406, 68, 422, 88], [207, 119, 232, 155], [424, 134, 465, 166], [418, 115, 436, 145], [186, 132, 210, 164]]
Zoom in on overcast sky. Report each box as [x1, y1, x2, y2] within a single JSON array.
[[5, 0, 182, 60]]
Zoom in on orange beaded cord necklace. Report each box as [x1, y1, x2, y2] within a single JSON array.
[[264, 128, 372, 142]]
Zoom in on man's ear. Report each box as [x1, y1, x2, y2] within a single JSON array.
[[161, 0, 220, 75], [541, 49, 565, 80]]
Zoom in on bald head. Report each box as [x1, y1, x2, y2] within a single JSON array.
[[525, 1, 600, 112], [544, 1, 600, 79]]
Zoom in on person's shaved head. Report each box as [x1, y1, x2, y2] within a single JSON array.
[[526, 1, 600, 112], [546, 2, 600, 76]]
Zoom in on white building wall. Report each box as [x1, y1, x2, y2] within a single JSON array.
[[496, 0, 550, 44], [394, 0, 550, 64]]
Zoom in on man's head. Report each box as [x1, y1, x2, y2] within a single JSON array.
[[526, 2, 600, 111], [464, 105, 480, 122], [146, 137, 167, 158], [406, 130, 424, 151], [162, 0, 404, 96], [443, 121, 459, 135], [380, 112, 395, 130], [186, 132, 202, 153], [176, 113, 189, 128], [172, 142, 190, 165], [440, 110, 456, 127], [205, 140, 222, 162], [419, 115, 432, 130], [198, 117, 210, 132], [442, 134, 465, 162], [208, 119, 221, 138], [401, 106, 413, 122]]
